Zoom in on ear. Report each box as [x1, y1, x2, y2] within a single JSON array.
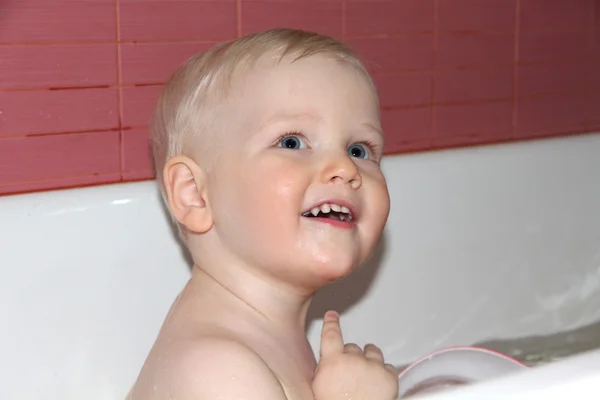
[[163, 155, 213, 234]]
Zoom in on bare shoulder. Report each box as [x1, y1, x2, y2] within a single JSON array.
[[130, 336, 288, 400]]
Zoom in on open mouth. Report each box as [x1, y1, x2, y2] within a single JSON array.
[[301, 203, 353, 222]]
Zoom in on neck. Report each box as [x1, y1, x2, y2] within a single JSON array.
[[190, 261, 315, 335]]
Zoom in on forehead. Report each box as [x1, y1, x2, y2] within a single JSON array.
[[229, 53, 381, 130]]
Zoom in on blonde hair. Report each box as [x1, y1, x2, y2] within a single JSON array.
[[150, 28, 375, 234]]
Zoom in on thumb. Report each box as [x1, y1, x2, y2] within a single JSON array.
[[319, 310, 344, 359]]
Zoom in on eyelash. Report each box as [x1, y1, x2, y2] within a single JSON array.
[[273, 131, 380, 159], [273, 131, 309, 147], [353, 140, 379, 159]]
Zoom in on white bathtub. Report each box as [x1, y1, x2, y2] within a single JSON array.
[[2, 133, 600, 399]]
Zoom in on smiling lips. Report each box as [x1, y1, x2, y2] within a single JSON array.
[[301, 202, 355, 227]]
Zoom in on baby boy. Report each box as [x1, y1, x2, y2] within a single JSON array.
[[127, 28, 397, 400]]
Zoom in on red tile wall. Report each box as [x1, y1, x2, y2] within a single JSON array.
[[0, 0, 598, 195]]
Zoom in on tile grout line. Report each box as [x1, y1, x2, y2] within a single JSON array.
[[0, 172, 123, 188], [0, 27, 591, 47], [512, 0, 521, 138], [236, 0, 242, 38], [430, 0, 439, 147], [115, 0, 125, 180], [341, 0, 347, 40], [2, 61, 592, 94], [584, 0, 595, 130]]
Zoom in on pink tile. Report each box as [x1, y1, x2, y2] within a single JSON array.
[[520, 0, 593, 31], [373, 72, 431, 108], [436, 33, 514, 68], [0, 131, 120, 186], [119, 0, 236, 42], [435, 68, 513, 103], [588, 91, 600, 128], [348, 35, 434, 72], [516, 94, 587, 137], [0, 88, 119, 137], [0, 174, 121, 196], [121, 85, 163, 127], [120, 42, 216, 85], [345, 0, 434, 36], [433, 130, 513, 148], [381, 107, 432, 153], [122, 128, 154, 173], [594, 18, 600, 60], [0, 44, 117, 90], [519, 31, 590, 63], [241, 1, 343, 39], [0, 0, 116, 43], [438, 0, 516, 32], [591, 59, 600, 92], [122, 169, 155, 181], [518, 63, 589, 97], [434, 101, 513, 141]]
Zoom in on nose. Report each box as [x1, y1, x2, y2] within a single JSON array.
[[319, 151, 362, 190]]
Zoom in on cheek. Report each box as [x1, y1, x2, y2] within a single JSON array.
[[365, 172, 390, 217], [360, 176, 390, 248], [377, 182, 391, 222], [234, 159, 306, 229], [246, 161, 298, 201]]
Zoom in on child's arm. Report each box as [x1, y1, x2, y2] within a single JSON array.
[[312, 311, 399, 400], [129, 337, 289, 400]]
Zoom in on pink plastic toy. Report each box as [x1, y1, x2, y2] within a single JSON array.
[[398, 346, 529, 398]]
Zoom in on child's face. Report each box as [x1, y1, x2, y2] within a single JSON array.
[[202, 54, 389, 290]]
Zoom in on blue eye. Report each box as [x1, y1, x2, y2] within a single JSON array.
[[277, 135, 307, 150], [348, 144, 369, 159]]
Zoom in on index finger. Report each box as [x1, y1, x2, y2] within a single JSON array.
[[319, 310, 344, 359]]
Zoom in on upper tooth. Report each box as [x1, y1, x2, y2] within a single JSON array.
[[306, 203, 352, 216]]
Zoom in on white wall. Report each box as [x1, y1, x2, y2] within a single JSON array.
[[1, 133, 599, 399]]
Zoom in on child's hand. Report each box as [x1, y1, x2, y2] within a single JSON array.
[[311, 310, 399, 400]]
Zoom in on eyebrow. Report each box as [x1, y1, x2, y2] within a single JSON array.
[[259, 112, 384, 139], [361, 122, 384, 138]]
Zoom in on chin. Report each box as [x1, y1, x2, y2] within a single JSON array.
[[308, 254, 361, 285]]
